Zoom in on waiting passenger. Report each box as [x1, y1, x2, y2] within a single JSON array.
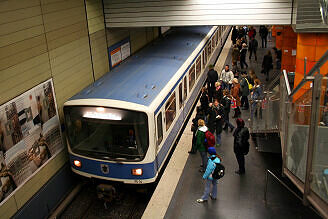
[[200, 87, 209, 118], [250, 79, 263, 121], [233, 118, 250, 175], [231, 78, 241, 118], [196, 119, 208, 172], [272, 47, 282, 69], [197, 147, 221, 203], [248, 69, 257, 88], [189, 107, 205, 154], [207, 65, 218, 102], [222, 90, 235, 132], [259, 25, 268, 48], [262, 50, 273, 81], [240, 43, 248, 70], [231, 44, 240, 73], [213, 82, 223, 103], [220, 65, 234, 91], [231, 26, 238, 45], [240, 72, 250, 110], [248, 36, 258, 62], [214, 100, 224, 147]]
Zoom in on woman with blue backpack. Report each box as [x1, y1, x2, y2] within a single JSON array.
[[197, 147, 223, 203]]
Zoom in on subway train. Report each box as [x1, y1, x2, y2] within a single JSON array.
[[63, 26, 230, 184]]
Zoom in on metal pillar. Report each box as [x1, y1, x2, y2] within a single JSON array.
[[302, 73, 322, 205]]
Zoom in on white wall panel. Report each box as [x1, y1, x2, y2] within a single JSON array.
[[104, 0, 293, 27]]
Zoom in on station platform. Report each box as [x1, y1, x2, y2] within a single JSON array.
[[142, 27, 321, 219]]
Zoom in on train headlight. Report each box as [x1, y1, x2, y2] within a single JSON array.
[[73, 160, 82, 168], [132, 168, 143, 176]]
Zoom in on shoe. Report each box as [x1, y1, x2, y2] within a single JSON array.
[[230, 127, 234, 132], [197, 199, 208, 203], [216, 144, 220, 147], [210, 194, 217, 200]]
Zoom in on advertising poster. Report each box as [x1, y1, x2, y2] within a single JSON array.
[[108, 38, 131, 69], [0, 79, 63, 204]]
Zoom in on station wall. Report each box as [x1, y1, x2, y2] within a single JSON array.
[[0, 0, 159, 218]]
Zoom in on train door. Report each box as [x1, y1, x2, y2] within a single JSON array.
[[155, 110, 164, 170]]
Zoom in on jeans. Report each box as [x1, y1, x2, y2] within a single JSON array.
[[216, 133, 221, 145], [221, 81, 228, 90], [200, 151, 208, 171], [201, 179, 218, 200], [235, 153, 245, 173]]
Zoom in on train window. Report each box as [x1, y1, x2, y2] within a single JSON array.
[[211, 36, 215, 50], [207, 42, 212, 58], [202, 50, 205, 69], [179, 83, 183, 109], [196, 56, 201, 79], [215, 30, 219, 46], [188, 63, 195, 92], [165, 92, 176, 131], [157, 112, 163, 146], [64, 106, 149, 161], [183, 76, 187, 99]]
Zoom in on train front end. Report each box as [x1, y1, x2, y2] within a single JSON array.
[[63, 104, 156, 184]]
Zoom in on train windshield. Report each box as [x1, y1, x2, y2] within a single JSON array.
[[64, 106, 149, 161]]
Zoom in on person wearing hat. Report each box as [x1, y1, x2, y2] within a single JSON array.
[[197, 147, 221, 203], [240, 43, 248, 69], [231, 78, 241, 118]]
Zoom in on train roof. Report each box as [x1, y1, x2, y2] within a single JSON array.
[[69, 26, 213, 107]]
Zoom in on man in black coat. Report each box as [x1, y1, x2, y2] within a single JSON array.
[[259, 26, 268, 48], [207, 100, 224, 147], [222, 90, 235, 132], [207, 65, 218, 102], [233, 118, 250, 175], [262, 50, 273, 81], [248, 37, 258, 62], [240, 72, 250, 110], [231, 26, 238, 45]]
